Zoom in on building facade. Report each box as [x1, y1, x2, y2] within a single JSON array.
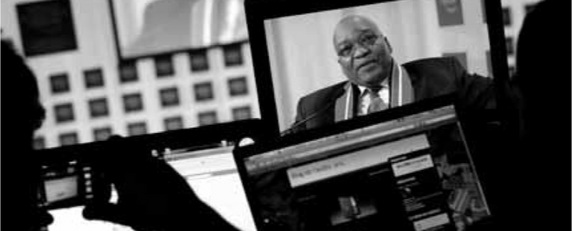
[[2, 0, 259, 150]]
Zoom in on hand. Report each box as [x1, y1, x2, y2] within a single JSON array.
[[83, 136, 237, 231]]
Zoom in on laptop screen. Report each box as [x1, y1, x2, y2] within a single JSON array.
[[165, 145, 257, 231], [246, 0, 508, 137], [236, 102, 491, 231]]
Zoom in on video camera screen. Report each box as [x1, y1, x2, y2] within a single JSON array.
[[247, 0, 508, 136]]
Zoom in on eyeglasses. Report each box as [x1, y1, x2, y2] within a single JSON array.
[[337, 32, 380, 58]]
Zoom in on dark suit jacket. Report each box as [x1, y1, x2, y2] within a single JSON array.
[[293, 57, 496, 131]]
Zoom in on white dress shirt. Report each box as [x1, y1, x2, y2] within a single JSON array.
[[357, 79, 390, 116]]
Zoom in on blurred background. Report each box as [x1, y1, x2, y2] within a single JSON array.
[[0, 0, 540, 230]]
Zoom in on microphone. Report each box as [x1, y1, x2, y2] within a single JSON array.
[[281, 88, 347, 136]]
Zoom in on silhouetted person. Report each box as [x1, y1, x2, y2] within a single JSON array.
[[2, 41, 52, 231], [497, 0, 570, 230], [514, 0, 569, 145], [515, 0, 570, 229]]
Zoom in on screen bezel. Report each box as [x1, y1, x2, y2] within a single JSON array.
[[235, 93, 457, 159], [107, 0, 250, 62], [245, 0, 510, 138]]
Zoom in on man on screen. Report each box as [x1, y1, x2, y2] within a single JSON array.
[[291, 15, 496, 132]]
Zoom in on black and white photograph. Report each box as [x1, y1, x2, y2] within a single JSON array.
[[1, 0, 569, 231]]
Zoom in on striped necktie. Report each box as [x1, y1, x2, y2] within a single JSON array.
[[367, 89, 388, 114]]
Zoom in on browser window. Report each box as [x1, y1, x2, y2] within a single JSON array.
[[239, 105, 490, 231]]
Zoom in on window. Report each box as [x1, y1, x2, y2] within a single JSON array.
[[164, 116, 184, 131], [59, 132, 78, 146], [50, 73, 70, 94], [119, 61, 138, 83], [189, 49, 209, 72], [502, 7, 511, 26], [436, 0, 464, 27], [33, 136, 45, 150], [16, 0, 77, 56], [154, 55, 174, 77], [159, 87, 180, 107], [228, 77, 249, 96], [127, 122, 147, 136], [88, 98, 109, 118], [93, 127, 112, 141], [194, 82, 214, 102], [198, 111, 218, 126], [54, 103, 74, 123], [506, 37, 514, 56], [223, 44, 243, 67], [123, 93, 144, 113], [84, 68, 104, 88], [232, 106, 252, 121]]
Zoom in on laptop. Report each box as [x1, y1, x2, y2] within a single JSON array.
[[38, 119, 266, 231], [234, 96, 492, 231]]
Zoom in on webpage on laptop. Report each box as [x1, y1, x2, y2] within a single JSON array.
[[242, 105, 490, 231]]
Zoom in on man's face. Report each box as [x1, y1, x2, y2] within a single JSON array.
[[334, 17, 393, 88]]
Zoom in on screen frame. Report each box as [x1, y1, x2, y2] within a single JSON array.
[[106, 0, 250, 62], [245, 0, 510, 138], [234, 93, 457, 159]]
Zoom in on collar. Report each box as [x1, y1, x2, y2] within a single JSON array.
[[337, 60, 412, 122], [357, 78, 389, 96]]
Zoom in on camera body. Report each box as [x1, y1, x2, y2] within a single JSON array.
[[36, 138, 161, 210], [36, 143, 105, 210], [41, 159, 95, 209]]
